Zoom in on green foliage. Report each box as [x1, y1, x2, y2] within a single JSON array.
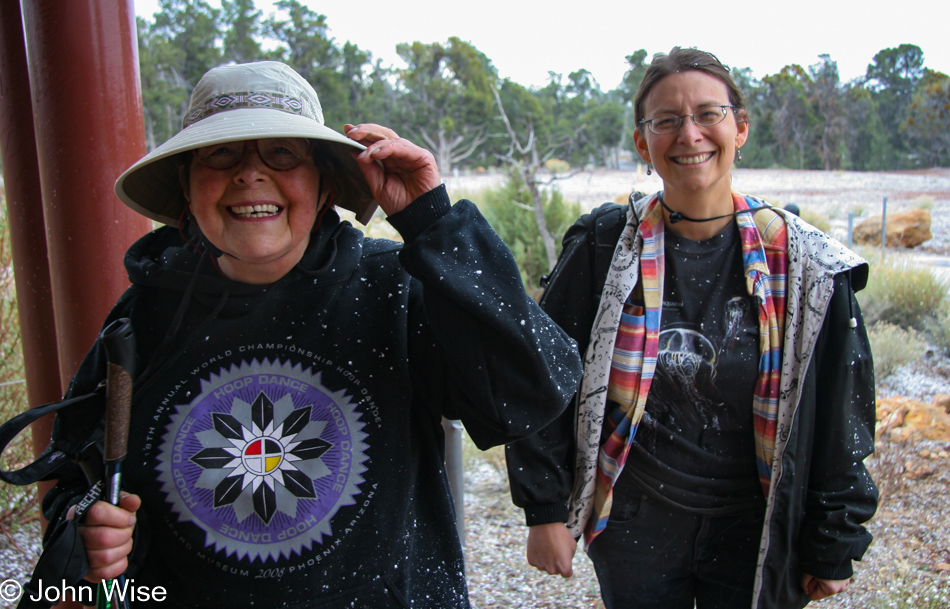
[[474, 172, 582, 299], [867, 322, 924, 378], [866, 44, 926, 95], [865, 44, 927, 167], [136, 0, 227, 149], [809, 55, 847, 170], [619, 50, 649, 105], [264, 0, 381, 130], [584, 100, 626, 168], [221, 0, 264, 63], [137, 0, 223, 148], [843, 87, 890, 170], [753, 65, 822, 170], [858, 254, 949, 334], [394, 38, 497, 173], [902, 69, 950, 167]]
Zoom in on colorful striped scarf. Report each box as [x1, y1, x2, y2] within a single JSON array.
[[585, 192, 788, 544]]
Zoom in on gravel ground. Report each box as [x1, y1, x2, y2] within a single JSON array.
[[463, 434, 950, 609], [463, 352, 950, 609], [2, 168, 948, 608]]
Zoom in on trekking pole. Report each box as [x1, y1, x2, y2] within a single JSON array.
[[96, 318, 135, 609]]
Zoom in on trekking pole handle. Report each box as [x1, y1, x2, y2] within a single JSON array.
[[99, 318, 135, 503]]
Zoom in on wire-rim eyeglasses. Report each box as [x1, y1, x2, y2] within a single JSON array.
[[638, 105, 735, 135]]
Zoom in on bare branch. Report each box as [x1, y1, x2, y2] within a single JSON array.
[[490, 84, 532, 155], [449, 127, 489, 165], [417, 129, 438, 152], [536, 167, 585, 187]]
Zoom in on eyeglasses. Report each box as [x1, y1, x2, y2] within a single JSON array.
[[638, 105, 735, 135], [192, 138, 313, 171]]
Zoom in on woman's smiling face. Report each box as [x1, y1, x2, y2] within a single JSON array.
[[634, 70, 748, 203], [184, 139, 324, 285]]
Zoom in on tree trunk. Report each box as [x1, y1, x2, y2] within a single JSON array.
[[523, 151, 557, 270]]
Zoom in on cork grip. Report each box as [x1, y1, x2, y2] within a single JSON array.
[[100, 318, 136, 466], [104, 363, 133, 462]]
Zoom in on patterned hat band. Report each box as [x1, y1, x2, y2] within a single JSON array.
[[182, 91, 309, 129], [115, 61, 377, 226]]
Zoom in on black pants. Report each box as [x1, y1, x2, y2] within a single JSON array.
[[587, 485, 765, 609]]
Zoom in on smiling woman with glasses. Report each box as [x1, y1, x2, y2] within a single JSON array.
[[507, 46, 879, 609]]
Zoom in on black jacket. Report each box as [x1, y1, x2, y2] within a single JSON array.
[[45, 186, 583, 608], [507, 200, 877, 609]]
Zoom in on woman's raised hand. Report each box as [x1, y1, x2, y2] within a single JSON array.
[[344, 123, 442, 216]]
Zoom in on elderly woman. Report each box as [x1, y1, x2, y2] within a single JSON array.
[[506, 47, 877, 609], [36, 61, 582, 608]]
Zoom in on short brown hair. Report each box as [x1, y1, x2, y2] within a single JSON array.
[[634, 47, 747, 131]]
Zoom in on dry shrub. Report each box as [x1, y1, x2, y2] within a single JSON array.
[[858, 253, 949, 333], [911, 195, 935, 210], [0, 192, 38, 532], [868, 322, 925, 379], [921, 302, 950, 356], [543, 158, 571, 174], [799, 208, 832, 233]]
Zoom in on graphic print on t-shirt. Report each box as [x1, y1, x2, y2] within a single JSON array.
[[652, 296, 753, 431], [156, 358, 368, 561]]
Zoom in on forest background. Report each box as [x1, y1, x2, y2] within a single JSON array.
[[134, 0, 950, 175]]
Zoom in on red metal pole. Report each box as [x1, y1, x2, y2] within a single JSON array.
[[0, 0, 65, 537], [0, 0, 63, 455], [20, 0, 152, 388]]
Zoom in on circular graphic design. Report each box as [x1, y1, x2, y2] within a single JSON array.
[[156, 359, 368, 561]]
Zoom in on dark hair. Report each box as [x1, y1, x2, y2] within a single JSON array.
[[309, 140, 348, 198], [634, 47, 747, 130]]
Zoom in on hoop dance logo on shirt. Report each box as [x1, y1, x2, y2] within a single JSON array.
[[156, 359, 368, 561]]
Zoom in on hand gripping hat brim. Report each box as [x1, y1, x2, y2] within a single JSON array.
[[115, 61, 378, 226]]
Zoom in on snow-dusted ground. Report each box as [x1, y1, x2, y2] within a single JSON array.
[[444, 166, 950, 257]]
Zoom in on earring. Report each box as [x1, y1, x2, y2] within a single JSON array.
[[735, 147, 743, 163], [646, 163, 653, 176]]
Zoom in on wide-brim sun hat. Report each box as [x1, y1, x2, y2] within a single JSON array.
[[115, 61, 377, 226]]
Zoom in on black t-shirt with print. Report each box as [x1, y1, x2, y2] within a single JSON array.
[[623, 221, 765, 514]]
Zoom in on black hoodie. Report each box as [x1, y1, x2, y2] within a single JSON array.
[[45, 186, 582, 608]]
